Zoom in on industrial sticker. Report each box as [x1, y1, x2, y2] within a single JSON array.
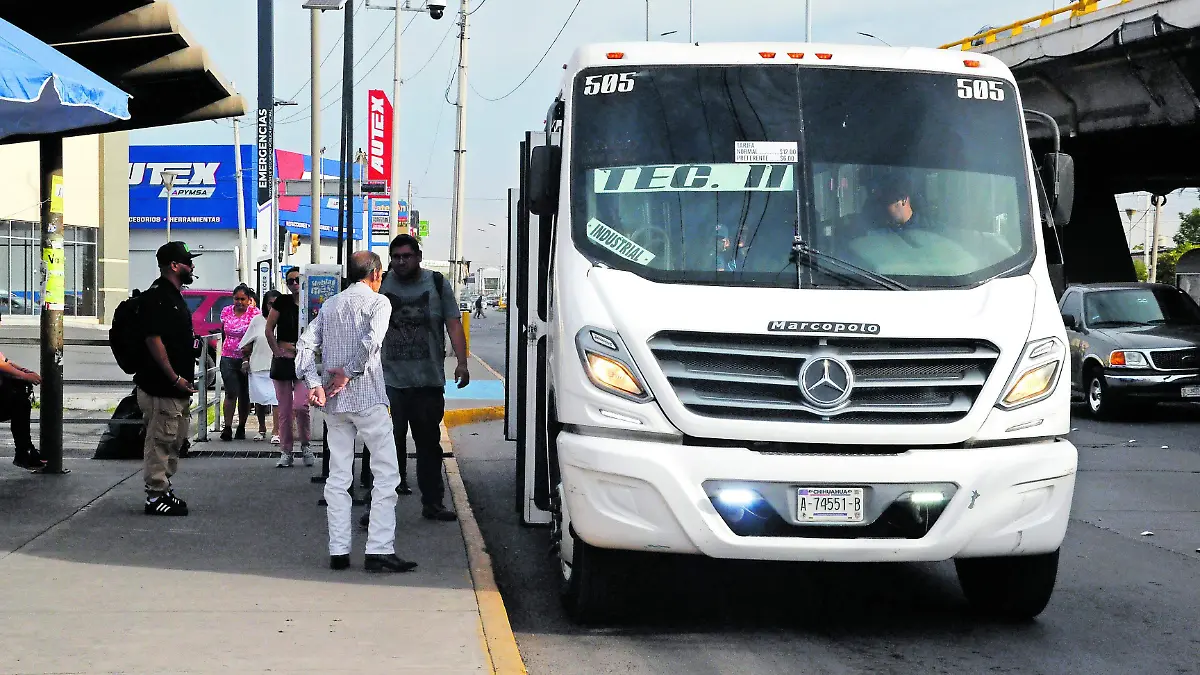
[[42, 246, 65, 311], [586, 219, 656, 266], [734, 141, 798, 163], [593, 163, 794, 193], [50, 175, 64, 215]]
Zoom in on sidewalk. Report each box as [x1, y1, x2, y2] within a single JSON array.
[[0, 433, 500, 674]]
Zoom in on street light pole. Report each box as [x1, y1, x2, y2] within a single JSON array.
[[161, 170, 178, 241], [689, 0, 694, 42], [805, 0, 813, 41], [310, 7, 322, 264], [645, 0, 650, 40]]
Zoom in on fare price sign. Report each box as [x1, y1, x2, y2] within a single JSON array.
[[367, 89, 393, 196]]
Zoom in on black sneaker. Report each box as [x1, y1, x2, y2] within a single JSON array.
[[220, 427, 233, 442], [330, 554, 350, 570], [145, 492, 188, 516], [422, 505, 457, 522], [234, 428, 246, 441], [364, 553, 418, 573], [396, 479, 413, 496]]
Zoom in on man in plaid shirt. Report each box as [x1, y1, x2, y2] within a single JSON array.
[[296, 251, 417, 573]]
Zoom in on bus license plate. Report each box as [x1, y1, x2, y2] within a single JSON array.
[[1182, 385, 1200, 398], [797, 487, 864, 523]]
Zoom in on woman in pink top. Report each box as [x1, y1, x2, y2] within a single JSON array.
[[218, 284, 260, 441]]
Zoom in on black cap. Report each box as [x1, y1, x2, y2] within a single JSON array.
[[156, 241, 202, 266]]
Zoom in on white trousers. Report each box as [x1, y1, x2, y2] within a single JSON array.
[[324, 405, 399, 556]]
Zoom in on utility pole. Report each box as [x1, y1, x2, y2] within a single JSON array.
[[38, 137, 67, 474], [310, 7, 322, 264], [449, 0, 469, 298], [406, 179, 413, 235], [1150, 194, 1165, 283], [233, 116, 250, 284], [689, 0, 694, 42], [805, 0, 813, 41], [389, 0, 403, 239], [645, 0, 650, 40]]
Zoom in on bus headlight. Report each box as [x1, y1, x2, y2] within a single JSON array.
[[586, 352, 645, 397], [997, 338, 1063, 410], [576, 327, 654, 403]]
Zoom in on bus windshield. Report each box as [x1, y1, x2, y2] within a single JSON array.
[[570, 65, 1034, 289]]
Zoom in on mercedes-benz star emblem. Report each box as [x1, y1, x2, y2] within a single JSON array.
[[799, 357, 854, 409]]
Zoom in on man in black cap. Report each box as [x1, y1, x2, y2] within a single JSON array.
[[135, 241, 201, 516]]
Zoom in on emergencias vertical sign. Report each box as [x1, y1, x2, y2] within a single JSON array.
[[367, 89, 392, 194], [257, 0, 274, 209]]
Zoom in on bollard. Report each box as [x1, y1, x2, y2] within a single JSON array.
[[462, 310, 471, 355]]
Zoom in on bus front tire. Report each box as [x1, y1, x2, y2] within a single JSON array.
[[954, 548, 1060, 621], [559, 529, 621, 624]]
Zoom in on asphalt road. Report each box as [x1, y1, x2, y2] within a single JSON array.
[[453, 324, 1200, 675]]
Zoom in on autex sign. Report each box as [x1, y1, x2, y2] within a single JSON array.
[[129, 145, 254, 229], [129, 145, 364, 238], [367, 89, 392, 194]]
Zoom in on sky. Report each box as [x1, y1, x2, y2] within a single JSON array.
[[132, 0, 1200, 268]]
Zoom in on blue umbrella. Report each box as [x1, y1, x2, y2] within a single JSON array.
[[0, 16, 130, 141]]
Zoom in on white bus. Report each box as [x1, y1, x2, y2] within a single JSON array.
[[507, 42, 1078, 622]]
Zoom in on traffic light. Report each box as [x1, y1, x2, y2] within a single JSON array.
[[410, 209, 420, 238], [289, 233, 300, 254]]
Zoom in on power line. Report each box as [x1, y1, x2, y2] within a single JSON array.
[[467, 0, 489, 14], [276, 10, 417, 125], [471, 0, 584, 102]]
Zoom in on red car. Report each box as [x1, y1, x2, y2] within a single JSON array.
[[182, 289, 235, 389], [182, 288, 235, 340]]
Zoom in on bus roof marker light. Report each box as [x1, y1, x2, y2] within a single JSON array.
[[759, 51, 777, 59], [788, 52, 805, 59], [815, 53, 833, 60], [607, 52, 625, 60], [964, 59, 981, 68]]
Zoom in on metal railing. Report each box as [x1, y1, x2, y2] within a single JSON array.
[[939, 0, 1134, 51], [0, 332, 225, 442]]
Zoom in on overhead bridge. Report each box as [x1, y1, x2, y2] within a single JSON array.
[[942, 0, 1200, 284]]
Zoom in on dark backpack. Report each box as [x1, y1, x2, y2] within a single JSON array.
[[109, 289, 147, 375]]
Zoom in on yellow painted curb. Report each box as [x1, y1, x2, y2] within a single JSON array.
[[442, 423, 528, 675], [444, 405, 505, 428]]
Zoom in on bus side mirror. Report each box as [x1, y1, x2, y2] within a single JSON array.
[[527, 145, 561, 217], [1043, 152, 1075, 227]]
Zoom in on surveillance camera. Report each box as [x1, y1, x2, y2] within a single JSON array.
[[428, 2, 446, 19]]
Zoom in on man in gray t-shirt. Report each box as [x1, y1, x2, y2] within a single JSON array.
[[372, 234, 469, 522]]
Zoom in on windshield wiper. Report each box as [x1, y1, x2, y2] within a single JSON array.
[[791, 240, 910, 291], [1092, 320, 1151, 327]]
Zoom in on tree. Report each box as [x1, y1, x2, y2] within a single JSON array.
[[1133, 258, 1148, 282], [1173, 208, 1200, 247], [1152, 242, 1199, 284]]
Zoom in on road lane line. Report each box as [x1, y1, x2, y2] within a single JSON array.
[[472, 352, 505, 382]]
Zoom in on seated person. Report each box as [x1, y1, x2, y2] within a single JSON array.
[[843, 176, 977, 278]]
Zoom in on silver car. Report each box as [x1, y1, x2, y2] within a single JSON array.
[[1060, 282, 1200, 418]]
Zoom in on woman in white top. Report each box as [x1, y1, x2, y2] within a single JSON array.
[[240, 289, 281, 442]]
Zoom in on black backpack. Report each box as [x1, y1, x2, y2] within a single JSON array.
[[109, 289, 147, 375]]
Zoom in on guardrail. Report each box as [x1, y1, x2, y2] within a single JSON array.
[[939, 0, 1134, 51], [0, 332, 226, 443]]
